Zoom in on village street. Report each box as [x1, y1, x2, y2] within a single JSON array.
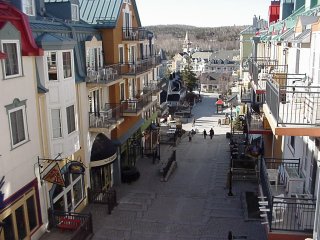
[[88, 92, 267, 240]]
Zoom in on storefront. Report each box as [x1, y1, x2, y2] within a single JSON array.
[[0, 179, 42, 240], [90, 133, 117, 192]]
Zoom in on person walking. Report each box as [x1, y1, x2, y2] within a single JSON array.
[[188, 131, 192, 142], [218, 119, 221, 126], [209, 128, 214, 139], [203, 129, 207, 139], [192, 118, 196, 127]]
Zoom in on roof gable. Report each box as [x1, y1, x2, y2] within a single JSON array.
[[0, 3, 42, 56]]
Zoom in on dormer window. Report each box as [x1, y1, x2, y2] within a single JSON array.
[[71, 4, 79, 21], [23, 0, 35, 16]]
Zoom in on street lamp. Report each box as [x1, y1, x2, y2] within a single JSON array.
[[228, 103, 234, 197]]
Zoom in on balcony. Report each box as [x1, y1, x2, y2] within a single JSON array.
[[260, 158, 315, 234], [86, 64, 121, 85], [89, 104, 123, 131], [240, 87, 251, 103], [121, 90, 153, 116], [246, 111, 272, 134], [248, 57, 288, 83], [264, 76, 320, 136], [122, 27, 149, 41], [120, 58, 154, 76]]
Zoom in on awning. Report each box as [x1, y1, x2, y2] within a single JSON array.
[[215, 99, 224, 105], [90, 133, 117, 168]]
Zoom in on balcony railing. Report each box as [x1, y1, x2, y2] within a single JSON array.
[[265, 76, 320, 126], [122, 27, 149, 41], [246, 112, 271, 132], [260, 158, 315, 233], [86, 56, 160, 84], [86, 64, 121, 84], [121, 90, 153, 114], [48, 210, 93, 239], [121, 59, 154, 75], [88, 103, 122, 129], [249, 57, 289, 83], [240, 87, 251, 102]]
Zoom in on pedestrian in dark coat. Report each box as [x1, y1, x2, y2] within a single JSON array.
[[188, 131, 192, 142], [209, 128, 214, 139], [203, 129, 207, 139]]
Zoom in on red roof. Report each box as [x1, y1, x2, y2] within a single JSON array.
[[216, 99, 224, 105], [0, 3, 43, 56]]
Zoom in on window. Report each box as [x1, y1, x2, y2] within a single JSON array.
[[51, 173, 84, 212], [26, 196, 38, 232], [2, 40, 22, 78], [23, 0, 35, 16], [47, 52, 58, 81], [6, 99, 29, 148], [119, 46, 124, 64], [120, 83, 125, 101], [62, 51, 72, 78], [51, 109, 62, 138], [86, 47, 103, 71], [71, 4, 79, 21], [66, 105, 76, 134], [290, 136, 295, 150], [15, 205, 27, 239], [0, 188, 39, 239]]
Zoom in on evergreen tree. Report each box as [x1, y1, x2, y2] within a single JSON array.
[[181, 57, 198, 92]]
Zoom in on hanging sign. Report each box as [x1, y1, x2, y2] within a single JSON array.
[[68, 161, 85, 174], [42, 163, 65, 186]]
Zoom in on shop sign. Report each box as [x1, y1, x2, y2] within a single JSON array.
[[43, 163, 65, 186], [68, 161, 85, 174]]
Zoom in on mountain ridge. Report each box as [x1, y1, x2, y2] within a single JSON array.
[[145, 24, 247, 57]]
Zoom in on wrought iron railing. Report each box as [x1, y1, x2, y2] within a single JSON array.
[[265, 77, 320, 126], [240, 87, 251, 103], [48, 210, 93, 240], [86, 64, 121, 84], [88, 104, 122, 129], [86, 55, 160, 84], [122, 27, 149, 41], [260, 158, 315, 232], [121, 90, 153, 114], [88, 188, 117, 214]]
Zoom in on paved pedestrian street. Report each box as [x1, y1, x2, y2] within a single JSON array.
[[88, 93, 267, 240]]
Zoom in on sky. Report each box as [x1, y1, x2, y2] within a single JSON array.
[[135, 0, 271, 27]]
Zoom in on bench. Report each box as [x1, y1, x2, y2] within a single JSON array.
[[57, 217, 81, 231]]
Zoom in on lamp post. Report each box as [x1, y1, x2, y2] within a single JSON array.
[[228, 103, 234, 196]]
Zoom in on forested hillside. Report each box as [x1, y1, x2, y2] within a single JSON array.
[[146, 25, 247, 57]]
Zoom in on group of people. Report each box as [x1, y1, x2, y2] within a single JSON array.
[[203, 128, 214, 139], [189, 117, 215, 142]]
